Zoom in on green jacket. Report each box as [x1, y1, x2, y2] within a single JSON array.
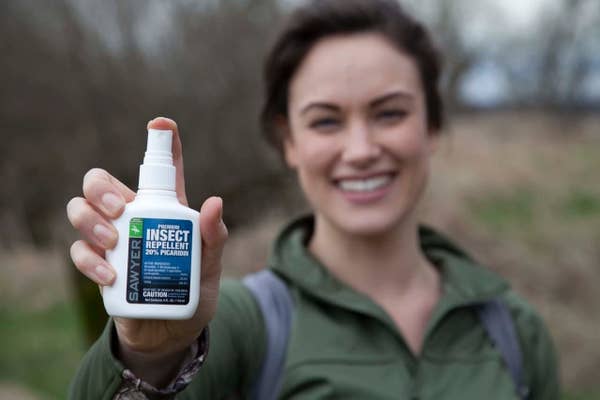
[[69, 216, 560, 399]]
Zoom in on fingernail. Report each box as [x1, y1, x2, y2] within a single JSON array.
[[102, 192, 124, 215], [95, 265, 115, 285], [93, 224, 116, 247]]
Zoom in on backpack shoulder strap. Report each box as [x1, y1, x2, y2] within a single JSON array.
[[476, 299, 530, 400], [242, 272, 528, 399], [242, 269, 294, 400]]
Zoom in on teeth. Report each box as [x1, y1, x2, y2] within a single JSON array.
[[338, 175, 392, 192]]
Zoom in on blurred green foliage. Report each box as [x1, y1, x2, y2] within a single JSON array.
[[468, 188, 535, 232], [0, 302, 85, 400], [469, 186, 600, 233], [563, 392, 600, 400], [562, 189, 600, 218]]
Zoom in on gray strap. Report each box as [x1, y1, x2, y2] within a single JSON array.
[[477, 299, 529, 400], [243, 272, 527, 399], [242, 270, 294, 400]]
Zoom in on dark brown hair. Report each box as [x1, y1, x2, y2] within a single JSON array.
[[260, 0, 444, 154]]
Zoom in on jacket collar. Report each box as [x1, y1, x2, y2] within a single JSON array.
[[268, 215, 509, 332]]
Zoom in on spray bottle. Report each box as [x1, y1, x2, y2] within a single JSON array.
[[103, 129, 201, 319]]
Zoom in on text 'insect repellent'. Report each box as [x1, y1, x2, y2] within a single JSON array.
[[103, 129, 201, 319]]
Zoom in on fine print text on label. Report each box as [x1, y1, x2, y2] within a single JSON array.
[[126, 218, 193, 305]]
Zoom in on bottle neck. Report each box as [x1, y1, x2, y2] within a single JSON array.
[[136, 189, 178, 201]]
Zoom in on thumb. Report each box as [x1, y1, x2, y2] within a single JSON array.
[[147, 117, 188, 206], [199, 196, 228, 283]]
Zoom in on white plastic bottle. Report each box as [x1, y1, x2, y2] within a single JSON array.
[[103, 129, 201, 319]]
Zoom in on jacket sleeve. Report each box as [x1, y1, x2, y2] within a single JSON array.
[[506, 292, 561, 400], [67, 319, 126, 400], [523, 312, 560, 400], [178, 279, 266, 399], [68, 279, 266, 400]]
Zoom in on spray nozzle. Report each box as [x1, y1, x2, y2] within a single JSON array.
[[146, 129, 172, 152], [138, 129, 177, 191]]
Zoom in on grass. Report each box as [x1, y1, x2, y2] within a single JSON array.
[[468, 184, 600, 234], [561, 189, 600, 218], [562, 392, 600, 400], [0, 302, 86, 400], [468, 187, 535, 233]]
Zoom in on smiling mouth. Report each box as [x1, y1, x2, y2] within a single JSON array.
[[335, 174, 395, 192]]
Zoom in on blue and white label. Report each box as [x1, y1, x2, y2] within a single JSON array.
[[126, 218, 192, 305]]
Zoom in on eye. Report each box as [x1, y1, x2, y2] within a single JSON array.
[[309, 117, 341, 131], [376, 109, 407, 121]]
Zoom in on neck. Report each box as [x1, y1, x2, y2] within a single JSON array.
[[308, 212, 438, 297]]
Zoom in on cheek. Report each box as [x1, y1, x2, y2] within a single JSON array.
[[393, 103, 434, 159], [292, 135, 340, 174], [385, 127, 432, 162]]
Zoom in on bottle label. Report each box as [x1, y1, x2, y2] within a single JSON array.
[[126, 217, 193, 305]]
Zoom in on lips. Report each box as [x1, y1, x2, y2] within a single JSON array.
[[336, 174, 394, 192], [331, 172, 397, 206]]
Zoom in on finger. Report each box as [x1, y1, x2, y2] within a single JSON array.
[[82, 168, 135, 219], [147, 117, 188, 206], [199, 197, 228, 283], [70, 240, 116, 286], [67, 197, 119, 249]]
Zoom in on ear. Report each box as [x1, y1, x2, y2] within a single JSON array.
[[277, 116, 298, 169]]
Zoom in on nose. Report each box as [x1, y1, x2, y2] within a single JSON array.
[[341, 120, 381, 167]]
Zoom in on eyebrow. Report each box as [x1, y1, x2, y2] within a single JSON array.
[[299, 91, 414, 115], [370, 91, 414, 107], [300, 102, 340, 115]]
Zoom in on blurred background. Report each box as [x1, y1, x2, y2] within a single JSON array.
[[0, 0, 598, 398]]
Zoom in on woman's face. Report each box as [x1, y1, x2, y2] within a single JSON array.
[[284, 33, 438, 237]]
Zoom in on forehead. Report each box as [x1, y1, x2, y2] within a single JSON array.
[[289, 33, 422, 109]]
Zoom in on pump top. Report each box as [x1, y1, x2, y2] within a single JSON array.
[[138, 129, 176, 191]]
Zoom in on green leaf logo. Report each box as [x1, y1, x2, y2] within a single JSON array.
[[129, 218, 143, 238]]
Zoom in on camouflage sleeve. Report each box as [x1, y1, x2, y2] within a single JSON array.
[[112, 328, 209, 400]]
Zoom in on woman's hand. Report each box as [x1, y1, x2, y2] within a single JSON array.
[[66, 117, 227, 386]]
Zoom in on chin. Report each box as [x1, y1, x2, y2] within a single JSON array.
[[324, 207, 414, 239]]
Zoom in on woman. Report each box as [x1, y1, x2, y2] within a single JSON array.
[[67, 0, 559, 398]]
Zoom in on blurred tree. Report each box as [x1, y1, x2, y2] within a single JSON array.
[[494, 0, 600, 109], [536, 0, 599, 108], [0, 0, 290, 342], [0, 0, 289, 250], [405, 0, 599, 110], [403, 0, 480, 110], [428, 1, 478, 111]]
